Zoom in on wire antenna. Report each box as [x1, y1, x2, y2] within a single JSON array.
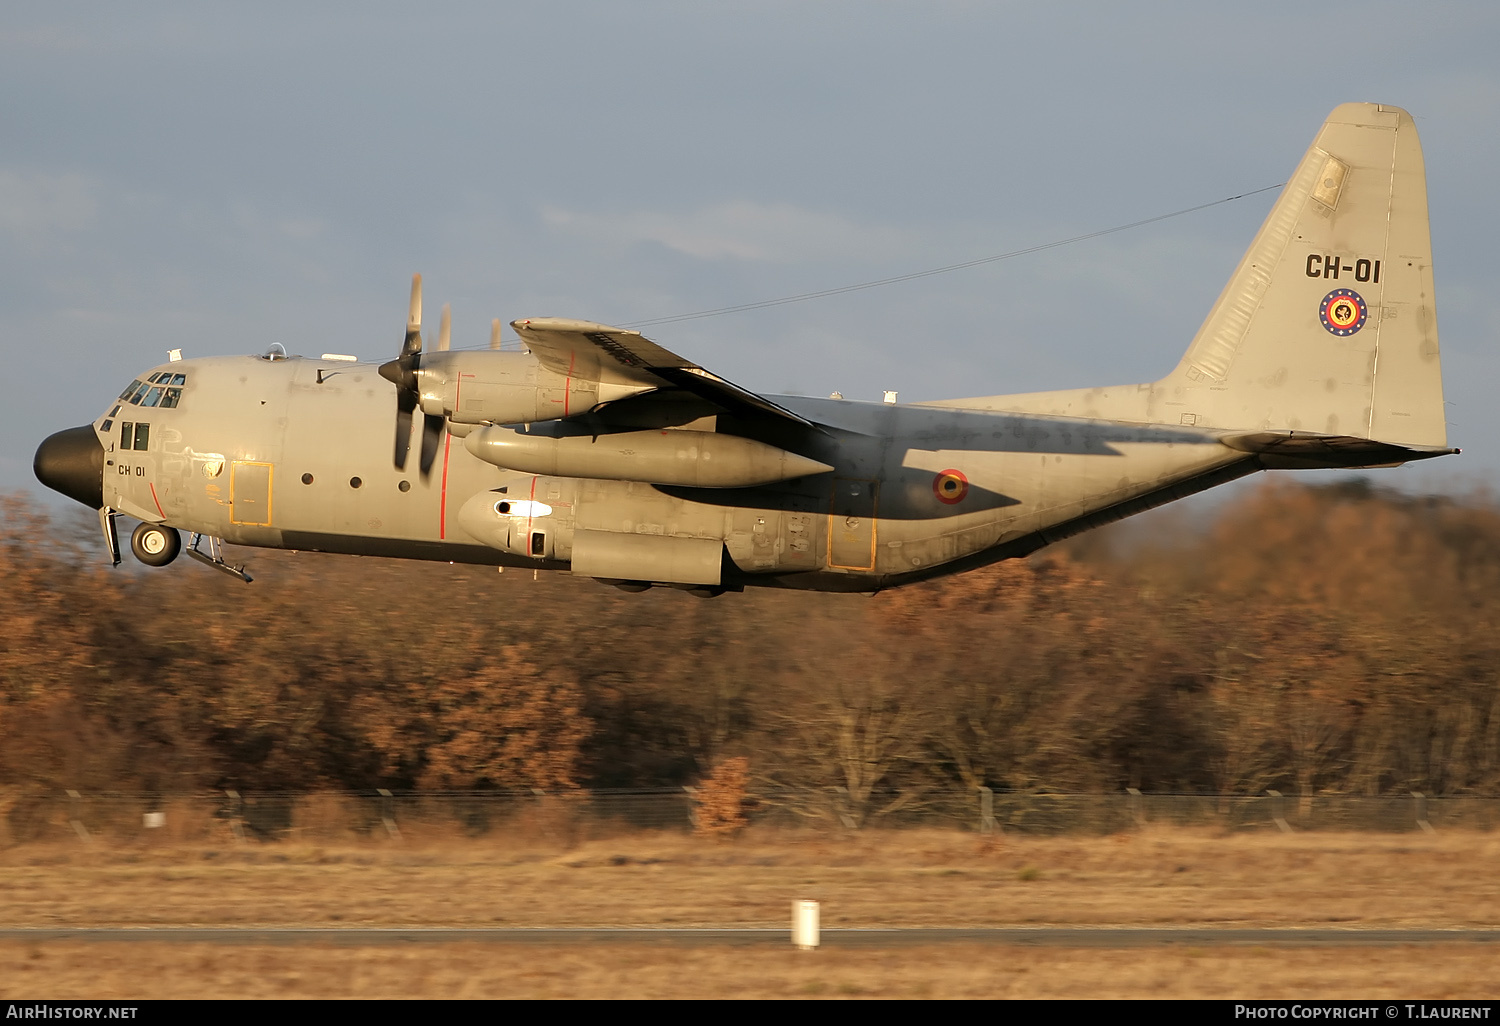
[[463, 182, 1285, 348]]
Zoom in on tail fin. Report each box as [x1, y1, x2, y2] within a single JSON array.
[[1162, 102, 1446, 447]]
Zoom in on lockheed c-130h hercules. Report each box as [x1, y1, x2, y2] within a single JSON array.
[[34, 103, 1455, 595]]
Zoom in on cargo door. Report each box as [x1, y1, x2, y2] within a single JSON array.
[[828, 478, 877, 571]]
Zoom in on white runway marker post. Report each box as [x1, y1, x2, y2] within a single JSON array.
[[792, 900, 820, 950]]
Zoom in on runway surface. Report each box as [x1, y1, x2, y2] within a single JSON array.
[[4, 928, 1498, 946]]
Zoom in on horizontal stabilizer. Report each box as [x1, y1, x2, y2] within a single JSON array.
[[1219, 429, 1457, 469]]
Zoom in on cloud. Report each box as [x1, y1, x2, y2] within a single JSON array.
[[0, 24, 113, 54], [540, 200, 912, 264], [228, 201, 329, 242], [0, 170, 100, 236]]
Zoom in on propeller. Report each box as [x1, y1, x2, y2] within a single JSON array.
[[378, 274, 446, 479]]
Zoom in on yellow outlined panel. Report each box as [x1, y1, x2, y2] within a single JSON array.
[[828, 478, 877, 571], [230, 461, 274, 526]]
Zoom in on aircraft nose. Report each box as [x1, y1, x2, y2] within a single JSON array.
[[34, 425, 105, 510]]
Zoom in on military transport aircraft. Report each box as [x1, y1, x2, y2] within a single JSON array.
[[34, 103, 1455, 595]]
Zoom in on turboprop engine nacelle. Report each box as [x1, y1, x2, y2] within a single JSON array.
[[413, 351, 651, 425], [464, 425, 834, 488]]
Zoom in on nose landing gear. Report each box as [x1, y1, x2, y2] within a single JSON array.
[[130, 522, 181, 567]]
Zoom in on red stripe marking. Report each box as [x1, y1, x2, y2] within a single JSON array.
[[527, 475, 537, 544], [148, 482, 165, 518], [439, 433, 452, 540], [437, 375, 474, 540], [563, 351, 576, 417]]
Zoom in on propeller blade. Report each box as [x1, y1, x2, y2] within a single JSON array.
[[394, 389, 417, 470], [490, 318, 502, 350], [381, 274, 426, 390], [385, 274, 443, 476], [419, 413, 444, 478], [437, 303, 451, 352], [403, 273, 423, 358]]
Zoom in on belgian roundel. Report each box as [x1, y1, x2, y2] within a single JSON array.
[[1320, 288, 1367, 337], [933, 469, 969, 505]]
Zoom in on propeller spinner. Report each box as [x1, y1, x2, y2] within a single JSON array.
[[377, 274, 445, 478]]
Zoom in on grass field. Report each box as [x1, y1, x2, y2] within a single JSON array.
[[3, 826, 1499, 998]]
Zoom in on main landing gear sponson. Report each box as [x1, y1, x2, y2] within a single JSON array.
[[131, 522, 181, 567]]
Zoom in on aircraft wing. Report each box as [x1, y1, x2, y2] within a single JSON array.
[[511, 318, 820, 429]]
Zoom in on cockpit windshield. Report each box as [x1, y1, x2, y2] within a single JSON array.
[[117, 372, 187, 409]]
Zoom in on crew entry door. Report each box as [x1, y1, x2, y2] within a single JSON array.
[[828, 478, 877, 571]]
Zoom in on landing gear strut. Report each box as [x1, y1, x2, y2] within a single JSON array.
[[184, 533, 253, 582]]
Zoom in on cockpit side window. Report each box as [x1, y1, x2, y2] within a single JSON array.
[[120, 421, 148, 451], [158, 387, 182, 409], [119, 380, 144, 401]]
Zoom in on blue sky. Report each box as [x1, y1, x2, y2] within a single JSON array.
[[5, 1, 1496, 506]]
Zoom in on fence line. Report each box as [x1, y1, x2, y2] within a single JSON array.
[[4, 788, 1499, 844]]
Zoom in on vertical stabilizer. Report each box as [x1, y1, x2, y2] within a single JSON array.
[[1161, 103, 1445, 446]]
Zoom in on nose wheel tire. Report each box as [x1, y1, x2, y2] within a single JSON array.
[[130, 523, 181, 567]]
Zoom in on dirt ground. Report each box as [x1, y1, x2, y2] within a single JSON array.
[[3, 941, 1499, 1000], [2, 826, 1498, 998]]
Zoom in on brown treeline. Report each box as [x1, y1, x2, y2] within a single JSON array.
[[2, 478, 1498, 821]]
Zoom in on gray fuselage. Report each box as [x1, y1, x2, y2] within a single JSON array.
[[85, 350, 1250, 592]]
